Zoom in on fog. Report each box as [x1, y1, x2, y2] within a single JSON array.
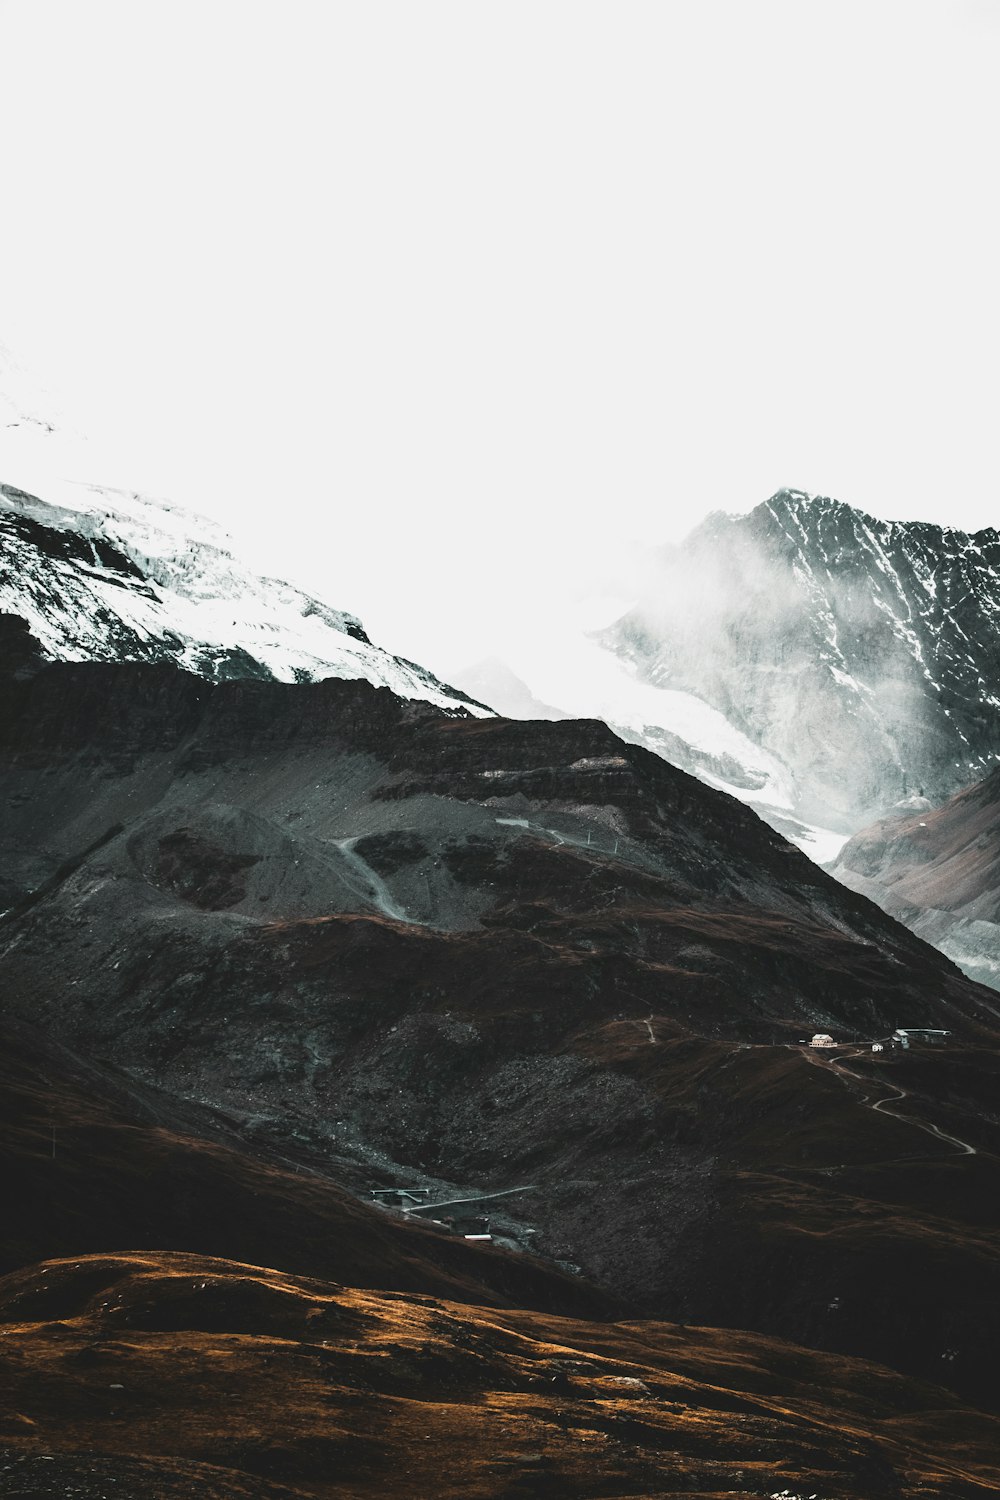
[[1, 1, 998, 679]]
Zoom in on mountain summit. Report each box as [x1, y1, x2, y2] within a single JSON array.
[[600, 487, 1000, 835]]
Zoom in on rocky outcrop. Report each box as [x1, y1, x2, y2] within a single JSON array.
[[0, 612, 45, 680]]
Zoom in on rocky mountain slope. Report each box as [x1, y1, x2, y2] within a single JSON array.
[[0, 1011, 606, 1316], [7, 1014, 996, 1498], [3, 638, 1000, 1412], [597, 487, 1000, 841], [834, 766, 1000, 991], [0, 481, 489, 712]]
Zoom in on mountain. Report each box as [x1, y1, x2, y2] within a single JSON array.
[[0, 480, 490, 712], [4, 409, 1000, 1488], [834, 767, 1000, 990], [4, 641, 1000, 1413], [595, 487, 1000, 841]]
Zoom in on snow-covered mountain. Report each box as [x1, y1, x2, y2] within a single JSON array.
[[7, 338, 994, 868], [596, 488, 1000, 840], [0, 480, 490, 715], [0, 346, 492, 714]]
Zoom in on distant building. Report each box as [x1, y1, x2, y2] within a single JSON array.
[[369, 1187, 433, 1208], [810, 1033, 836, 1048], [872, 1042, 884, 1053], [892, 1028, 951, 1049]]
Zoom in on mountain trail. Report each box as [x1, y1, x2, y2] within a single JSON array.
[[799, 1046, 978, 1158]]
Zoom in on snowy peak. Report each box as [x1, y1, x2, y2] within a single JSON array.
[[754, 486, 1000, 562], [746, 490, 1000, 714], [0, 480, 491, 716], [601, 488, 1000, 833]]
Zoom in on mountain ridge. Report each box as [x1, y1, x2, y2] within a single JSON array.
[[0, 480, 491, 715]]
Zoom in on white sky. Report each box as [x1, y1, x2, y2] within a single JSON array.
[[2, 0, 999, 677]]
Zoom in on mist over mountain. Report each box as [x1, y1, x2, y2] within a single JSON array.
[[595, 489, 1000, 831], [448, 490, 1000, 872]]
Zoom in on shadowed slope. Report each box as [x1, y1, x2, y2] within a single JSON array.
[[0, 1015, 613, 1320], [2, 1251, 998, 1499]]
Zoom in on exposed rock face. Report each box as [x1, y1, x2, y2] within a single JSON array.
[[601, 488, 1000, 833], [0, 651, 981, 1032], [835, 766, 1000, 991], [4, 647, 1000, 1404], [0, 482, 490, 713]]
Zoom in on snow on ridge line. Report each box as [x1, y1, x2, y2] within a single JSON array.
[[0, 479, 366, 636], [0, 477, 493, 717]]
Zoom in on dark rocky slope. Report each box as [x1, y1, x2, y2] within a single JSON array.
[[6, 958, 998, 1497], [601, 488, 1000, 831], [3, 646, 1000, 1410], [0, 1013, 611, 1319]]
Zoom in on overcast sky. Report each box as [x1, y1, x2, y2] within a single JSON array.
[[2, 1, 998, 675]]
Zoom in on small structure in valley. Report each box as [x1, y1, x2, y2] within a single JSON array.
[[891, 1028, 951, 1049], [370, 1187, 434, 1209], [810, 1033, 836, 1048]]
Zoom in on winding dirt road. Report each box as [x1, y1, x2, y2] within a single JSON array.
[[800, 1046, 977, 1157]]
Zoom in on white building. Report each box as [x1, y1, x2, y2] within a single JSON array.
[[810, 1033, 836, 1048]]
